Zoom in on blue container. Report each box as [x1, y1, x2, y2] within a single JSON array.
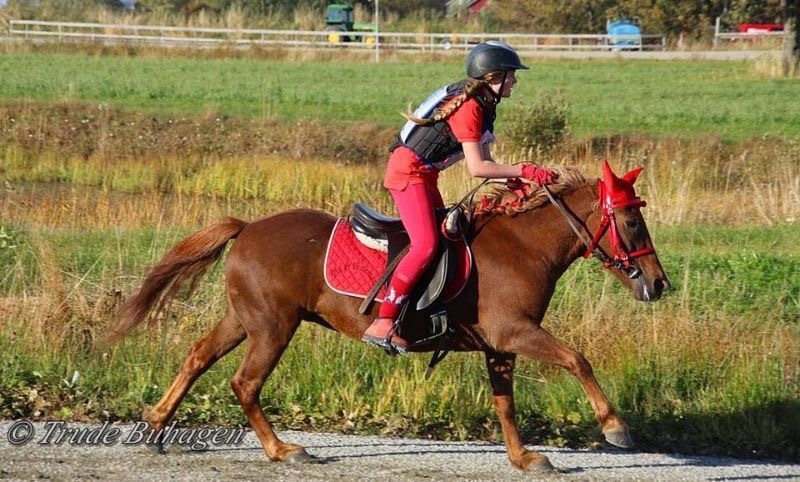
[[607, 19, 641, 48]]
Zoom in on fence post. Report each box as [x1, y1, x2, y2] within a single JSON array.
[[374, 0, 380, 63]]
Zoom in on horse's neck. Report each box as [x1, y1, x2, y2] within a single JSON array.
[[481, 184, 599, 281]]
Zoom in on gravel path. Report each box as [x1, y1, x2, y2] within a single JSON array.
[[1, 421, 798, 481]]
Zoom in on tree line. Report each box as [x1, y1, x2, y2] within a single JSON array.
[[3, 0, 790, 39], [485, 0, 786, 37]]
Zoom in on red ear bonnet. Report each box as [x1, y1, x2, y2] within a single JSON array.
[[601, 160, 644, 208]]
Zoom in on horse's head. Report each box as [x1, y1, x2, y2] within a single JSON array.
[[587, 160, 671, 302]]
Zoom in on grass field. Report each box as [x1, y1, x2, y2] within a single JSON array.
[[1, 51, 800, 140], [0, 50, 798, 461]]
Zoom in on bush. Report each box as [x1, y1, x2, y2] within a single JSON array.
[[502, 90, 571, 154]]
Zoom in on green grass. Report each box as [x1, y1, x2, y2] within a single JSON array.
[[654, 225, 800, 322], [2, 52, 800, 140]]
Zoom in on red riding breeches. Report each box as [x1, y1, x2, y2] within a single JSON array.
[[378, 182, 444, 320]]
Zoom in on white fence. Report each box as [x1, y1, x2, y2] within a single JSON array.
[[8, 20, 666, 53], [712, 17, 787, 47], [713, 31, 785, 46]]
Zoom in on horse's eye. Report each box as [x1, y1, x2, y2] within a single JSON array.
[[626, 219, 640, 229]]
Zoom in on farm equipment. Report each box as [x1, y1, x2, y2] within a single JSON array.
[[324, 3, 376, 43]]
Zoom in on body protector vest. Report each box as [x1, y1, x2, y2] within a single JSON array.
[[390, 81, 497, 171]]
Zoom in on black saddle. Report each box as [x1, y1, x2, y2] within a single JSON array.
[[350, 203, 404, 236]]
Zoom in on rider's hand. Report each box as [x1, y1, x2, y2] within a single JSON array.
[[520, 164, 559, 186]]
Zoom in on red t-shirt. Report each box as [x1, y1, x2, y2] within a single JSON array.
[[384, 97, 485, 191]]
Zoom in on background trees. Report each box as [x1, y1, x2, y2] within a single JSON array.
[[2, 0, 788, 38]]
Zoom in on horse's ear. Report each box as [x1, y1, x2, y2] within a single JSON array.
[[622, 166, 644, 185], [602, 159, 619, 184]]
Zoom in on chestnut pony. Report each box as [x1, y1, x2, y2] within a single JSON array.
[[107, 162, 669, 472]]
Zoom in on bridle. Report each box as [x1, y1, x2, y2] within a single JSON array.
[[459, 175, 656, 279], [542, 182, 655, 279]]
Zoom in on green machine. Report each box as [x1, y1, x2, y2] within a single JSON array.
[[324, 3, 376, 42]]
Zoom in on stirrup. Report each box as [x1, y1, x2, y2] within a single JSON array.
[[362, 319, 407, 356], [363, 335, 403, 356]]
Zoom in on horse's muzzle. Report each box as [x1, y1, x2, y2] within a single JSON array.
[[637, 276, 670, 302]]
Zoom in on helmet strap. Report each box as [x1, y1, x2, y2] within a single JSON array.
[[490, 71, 507, 105]]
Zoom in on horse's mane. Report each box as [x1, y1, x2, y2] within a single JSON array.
[[471, 167, 595, 218]]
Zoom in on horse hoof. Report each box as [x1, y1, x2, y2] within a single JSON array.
[[604, 428, 635, 449], [525, 458, 556, 472], [144, 441, 166, 455], [285, 448, 315, 464]]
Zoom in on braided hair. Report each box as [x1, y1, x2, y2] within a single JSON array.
[[401, 71, 505, 127]]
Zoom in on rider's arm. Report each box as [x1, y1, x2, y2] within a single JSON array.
[[463, 142, 522, 179]]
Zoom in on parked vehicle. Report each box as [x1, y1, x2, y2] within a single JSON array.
[[737, 23, 783, 34], [324, 3, 376, 43], [607, 19, 642, 50]]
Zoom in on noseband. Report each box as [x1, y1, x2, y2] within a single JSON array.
[[542, 183, 654, 279]]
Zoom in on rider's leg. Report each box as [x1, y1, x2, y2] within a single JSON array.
[[363, 182, 441, 349]]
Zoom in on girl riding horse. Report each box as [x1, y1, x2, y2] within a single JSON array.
[[362, 41, 559, 353]]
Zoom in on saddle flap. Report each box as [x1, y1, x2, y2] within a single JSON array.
[[415, 244, 455, 311]]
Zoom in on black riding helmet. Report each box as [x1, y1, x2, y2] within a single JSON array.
[[466, 41, 529, 79]]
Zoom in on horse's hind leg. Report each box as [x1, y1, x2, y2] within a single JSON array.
[[485, 352, 555, 472], [230, 314, 308, 462], [145, 310, 246, 432], [508, 326, 633, 448]]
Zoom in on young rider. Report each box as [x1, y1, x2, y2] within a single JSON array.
[[362, 41, 558, 353]]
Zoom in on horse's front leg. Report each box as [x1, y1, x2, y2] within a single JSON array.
[[485, 352, 555, 471], [506, 326, 633, 448]]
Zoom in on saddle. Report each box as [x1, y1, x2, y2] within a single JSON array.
[[350, 203, 458, 313], [324, 203, 473, 355]]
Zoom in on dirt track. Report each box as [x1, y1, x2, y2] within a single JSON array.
[[2, 421, 799, 481]]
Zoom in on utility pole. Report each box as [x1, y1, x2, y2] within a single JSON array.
[[374, 0, 380, 62], [782, 0, 799, 76]]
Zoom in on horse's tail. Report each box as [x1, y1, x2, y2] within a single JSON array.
[[103, 217, 248, 346]]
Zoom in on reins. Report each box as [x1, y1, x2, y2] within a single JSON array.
[[541, 185, 596, 256], [455, 178, 492, 219]]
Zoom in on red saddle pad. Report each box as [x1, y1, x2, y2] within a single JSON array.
[[324, 219, 389, 301]]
